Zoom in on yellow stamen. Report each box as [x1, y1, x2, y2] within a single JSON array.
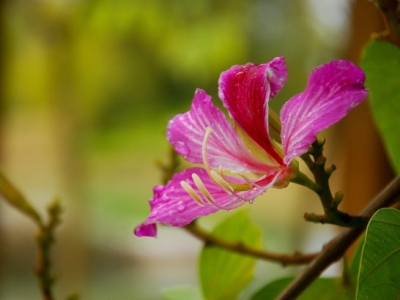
[[202, 127, 213, 173], [180, 181, 204, 206], [192, 173, 219, 207], [238, 173, 255, 189], [210, 170, 234, 194]]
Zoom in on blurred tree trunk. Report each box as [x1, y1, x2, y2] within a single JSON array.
[[0, 0, 7, 292], [341, 0, 394, 255], [45, 11, 89, 295]]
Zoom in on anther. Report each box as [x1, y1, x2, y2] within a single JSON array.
[[210, 170, 234, 194], [180, 181, 204, 206], [191, 173, 219, 208]]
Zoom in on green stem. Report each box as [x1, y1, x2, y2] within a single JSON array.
[[291, 171, 321, 193], [300, 140, 369, 228]]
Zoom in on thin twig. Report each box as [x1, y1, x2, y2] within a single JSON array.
[[276, 174, 400, 300], [184, 223, 319, 266], [35, 200, 62, 300], [0, 169, 61, 300]]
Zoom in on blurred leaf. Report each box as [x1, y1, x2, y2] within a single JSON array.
[[199, 210, 262, 300], [163, 286, 202, 300], [356, 208, 400, 299], [361, 40, 400, 173]]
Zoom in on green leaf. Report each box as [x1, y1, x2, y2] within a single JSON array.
[[199, 210, 262, 300], [356, 208, 400, 299], [361, 40, 400, 173], [163, 286, 202, 300]]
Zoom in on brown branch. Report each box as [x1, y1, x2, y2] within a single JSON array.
[[373, 0, 400, 46], [276, 174, 400, 300], [35, 200, 62, 300], [184, 223, 319, 266]]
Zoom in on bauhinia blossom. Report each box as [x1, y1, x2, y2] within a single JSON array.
[[134, 57, 367, 237]]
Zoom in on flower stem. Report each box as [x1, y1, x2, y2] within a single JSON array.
[[291, 171, 321, 193]]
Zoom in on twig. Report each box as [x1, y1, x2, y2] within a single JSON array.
[[0, 169, 62, 300], [296, 140, 369, 228], [184, 223, 319, 266], [35, 200, 62, 300], [276, 174, 400, 300]]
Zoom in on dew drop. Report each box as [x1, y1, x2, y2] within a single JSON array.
[[249, 198, 255, 204], [235, 71, 245, 82], [160, 194, 170, 202], [177, 201, 186, 212]]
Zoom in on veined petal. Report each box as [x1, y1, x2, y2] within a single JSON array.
[[280, 60, 368, 164], [167, 89, 275, 173], [218, 57, 287, 163], [134, 167, 280, 237]]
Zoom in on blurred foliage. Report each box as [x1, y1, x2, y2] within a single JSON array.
[[0, 0, 353, 299], [5, 0, 346, 131]]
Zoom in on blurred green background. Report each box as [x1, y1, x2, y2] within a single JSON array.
[[0, 0, 390, 299]]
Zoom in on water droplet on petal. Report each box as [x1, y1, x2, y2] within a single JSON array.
[[161, 194, 170, 202], [235, 71, 245, 82], [249, 198, 255, 204], [177, 201, 186, 212], [175, 142, 190, 157]]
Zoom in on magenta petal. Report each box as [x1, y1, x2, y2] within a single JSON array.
[[167, 89, 272, 173], [218, 57, 287, 162], [280, 60, 368, 164], [134, 223, 157, 237], [134, 168, 275, 237]]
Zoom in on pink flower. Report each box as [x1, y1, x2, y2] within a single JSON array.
[[135, 57, 367, 237]]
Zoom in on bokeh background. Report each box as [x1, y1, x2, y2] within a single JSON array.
[[0, 0, 393, 299]]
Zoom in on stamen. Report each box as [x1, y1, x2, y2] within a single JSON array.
[[210, 170, 234, 194], [192, 173, 219, 208], [180, 181, 204, 206], [218, 165, 224, 177], [238, 173, 255, 188], [202, 127, 213, 173]]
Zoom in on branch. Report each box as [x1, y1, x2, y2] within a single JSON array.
[[184, 222, 319, 266], [35, 200, 62, 300], [373, 0, 400, 46], [276, 174, 400, 300], [296, 140, 369, 228]]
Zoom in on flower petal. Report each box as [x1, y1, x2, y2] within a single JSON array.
[[167, 89, 274, 173], [134, 167, 279, 237], [280, 60, 368, 164], [218, 57, 287, 163]]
